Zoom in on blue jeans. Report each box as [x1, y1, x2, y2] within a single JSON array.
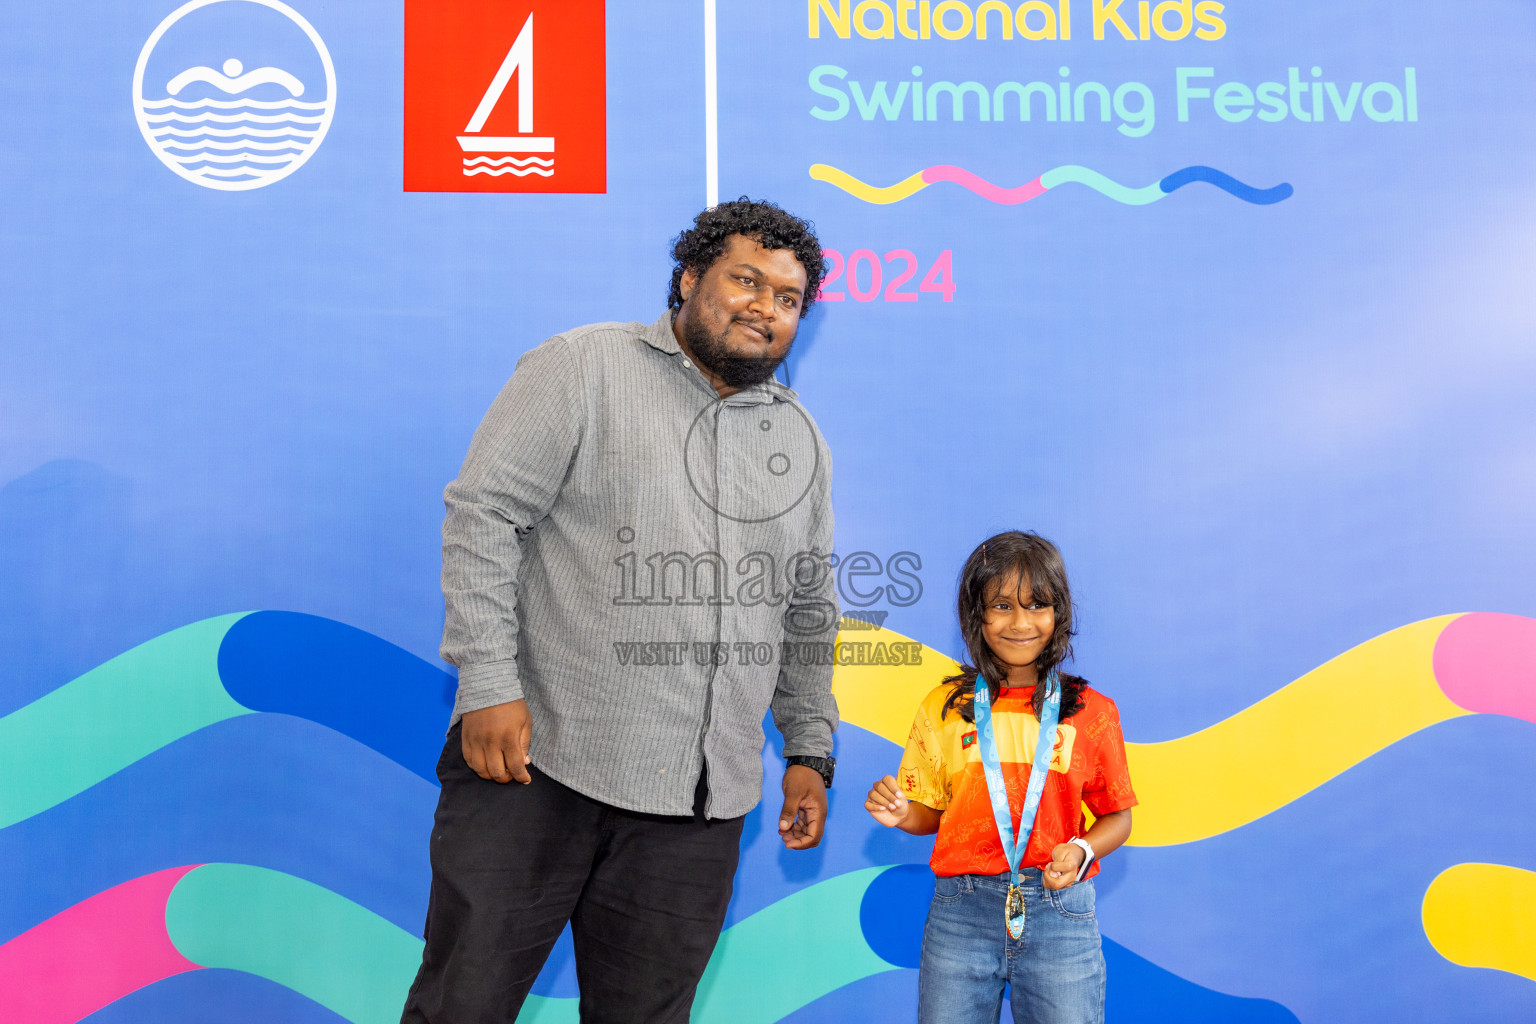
[[917, 868, 1105, 1024]]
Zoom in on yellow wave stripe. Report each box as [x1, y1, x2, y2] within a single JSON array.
[[1127, 614, 1466, 845], [832, 615, 1469, 847], [832, 623, 962, 743], [808, 163, 928, 204], [1423, 863, 1536, 982]]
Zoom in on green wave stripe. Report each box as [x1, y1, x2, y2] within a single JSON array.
[[168, 863, 426, 1024], [517, 994, 582, 1024], [163, 864, 899, 1024], [0, 614, 252, 829], [1039, 165, 1165, 205], [693, 866, 898, 1023]]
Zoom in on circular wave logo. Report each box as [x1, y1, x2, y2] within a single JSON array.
[[133, 0, 336, 191]]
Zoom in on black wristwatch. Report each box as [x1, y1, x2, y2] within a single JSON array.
[[786, 755, 835, 788]]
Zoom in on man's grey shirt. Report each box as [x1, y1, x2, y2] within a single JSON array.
[[441, 312, 839, 818]]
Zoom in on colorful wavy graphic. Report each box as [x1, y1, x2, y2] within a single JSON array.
[[0, 863, 437, 1024], [832, 612, 1536, 846], [0, 866, 200, 1024], [0, 611, 452, 829], [0, 859, 1294, 1024], [0, 863, 897, 1024], [33, 608, 1525, 851], [809, 163, 1294, 206], [1423, 862, 1536, 983], [0, 612, 1319, 1022], [0, 712, 432, 945]]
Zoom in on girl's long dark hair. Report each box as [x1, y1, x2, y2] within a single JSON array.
[[941, 531, 1088, 722]]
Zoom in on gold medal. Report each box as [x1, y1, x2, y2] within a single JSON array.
[[1005, 884, 1026, 938]]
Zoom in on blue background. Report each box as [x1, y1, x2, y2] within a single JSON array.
[[3, 0, 1535, 1021]]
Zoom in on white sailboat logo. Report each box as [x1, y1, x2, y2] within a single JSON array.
[[133, 0, 336, 192], [458, 13, 554, 178]]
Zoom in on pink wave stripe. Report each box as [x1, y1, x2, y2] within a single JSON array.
[[0, 865, 202, 1023], [1433, 613, 1536, 724], [920, 165, 1047, 204]]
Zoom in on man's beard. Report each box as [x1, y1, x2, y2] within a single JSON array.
[[683, 314, 789, 390]]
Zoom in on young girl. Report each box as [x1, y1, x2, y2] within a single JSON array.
[[866, 531, 1136, 1024]]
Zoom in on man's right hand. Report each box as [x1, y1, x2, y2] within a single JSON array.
[[461, 700, 533, 784]]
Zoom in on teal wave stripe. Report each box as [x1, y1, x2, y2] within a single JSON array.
[[1039, 165, 1166, 205], [0, 614, 252, 829], [167, 863, 424, 1024], [159, 864, 897, 1024], [517, 994, 582, 1024], [693, 866, 899, 1024]]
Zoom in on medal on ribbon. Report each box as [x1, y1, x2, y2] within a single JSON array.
[[972, 670, 1062, 940]]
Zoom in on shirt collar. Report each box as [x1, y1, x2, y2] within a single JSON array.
[[642, 311, 683, 354], [644, 310, 800, 405]]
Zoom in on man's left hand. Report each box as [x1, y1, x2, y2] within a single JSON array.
[[778, 765, 827, 850]]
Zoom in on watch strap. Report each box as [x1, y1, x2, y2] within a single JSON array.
[[1068, 836, 1095, 882], [785, 755, 835, 788]]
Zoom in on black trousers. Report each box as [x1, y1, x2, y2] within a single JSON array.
[[399, 726, 745, 1024]]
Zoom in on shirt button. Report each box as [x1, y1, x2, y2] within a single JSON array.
[[682, 359, 692, 367]]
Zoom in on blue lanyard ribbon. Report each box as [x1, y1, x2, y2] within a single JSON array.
[[972, 671, 1061, 938]]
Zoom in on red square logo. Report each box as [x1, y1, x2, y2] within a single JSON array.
[[405, 0, 606, 193]]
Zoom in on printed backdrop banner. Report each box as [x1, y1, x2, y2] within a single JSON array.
[[3, 1, 1535, 1022]]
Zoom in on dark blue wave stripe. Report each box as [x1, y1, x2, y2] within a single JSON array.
[[218, 612, 456, 785], [1104, 937, 1299, 1023], [1159, 166, 1294, 204], [0, 715, 436, 943]]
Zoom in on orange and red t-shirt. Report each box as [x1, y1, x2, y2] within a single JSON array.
[[897, 681, 1137, 879]]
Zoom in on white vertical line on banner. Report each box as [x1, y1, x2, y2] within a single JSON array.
[[704, 0, 719, 206]]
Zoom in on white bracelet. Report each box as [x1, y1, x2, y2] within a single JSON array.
[[1068, 837, 1095, 882]]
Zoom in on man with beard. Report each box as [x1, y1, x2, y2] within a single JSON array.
[[400, 200, 840, 1024]]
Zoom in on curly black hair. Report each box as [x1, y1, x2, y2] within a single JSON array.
[[940, 531, 1090, 723], [667, 198, 826, 319]]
